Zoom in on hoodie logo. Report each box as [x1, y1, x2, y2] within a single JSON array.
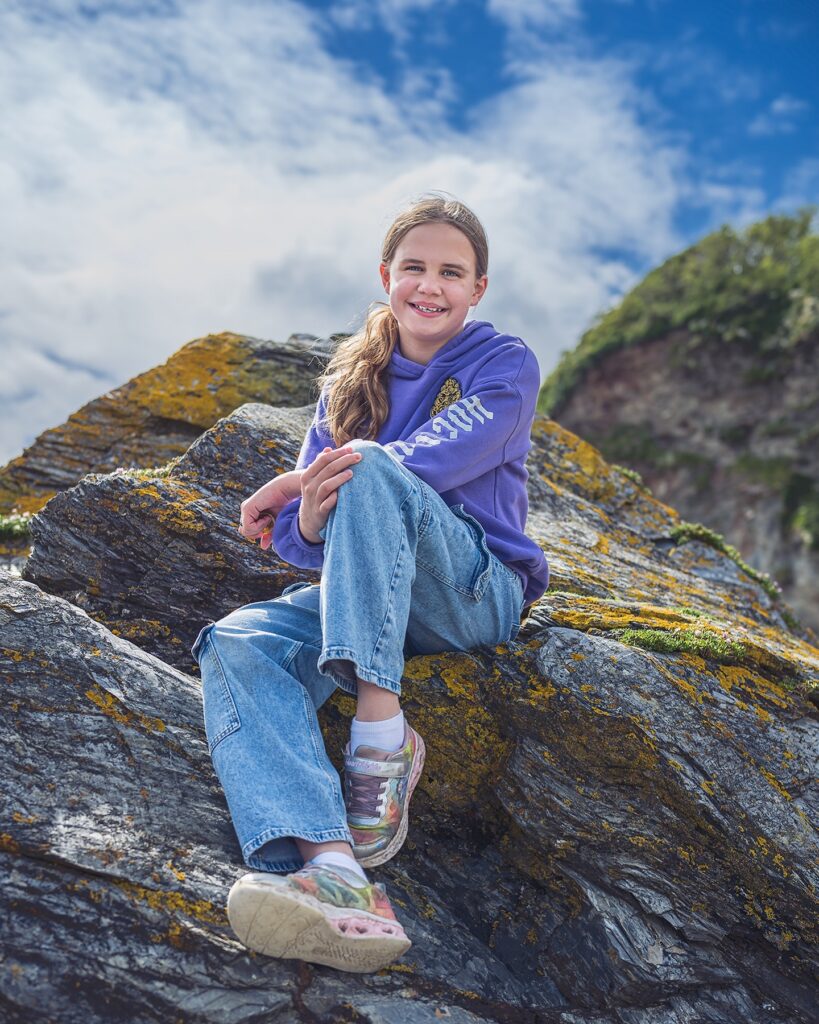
[[430, 377, 461, 417]]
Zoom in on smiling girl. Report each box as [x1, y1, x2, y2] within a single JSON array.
[[191, 193, 549, 972]]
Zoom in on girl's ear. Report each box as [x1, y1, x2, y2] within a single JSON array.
[[379, 263, 391, 293], [471, 274, 488, 307]]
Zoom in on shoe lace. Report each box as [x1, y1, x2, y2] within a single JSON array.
[[346, 770, 387, 818]]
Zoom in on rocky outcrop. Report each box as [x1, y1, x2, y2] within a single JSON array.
[[0, 331, 330, 518], [23, 404, 317, 670], [5, 395, 818, 1022], [540, 211, 819, 634]]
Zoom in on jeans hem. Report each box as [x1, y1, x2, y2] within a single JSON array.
[[245, 854, 305, 874], [318, 645, 403, 696], [242, 825, 355, 873]]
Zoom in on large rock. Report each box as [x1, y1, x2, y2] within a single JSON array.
[[2, 554, 818, 1021], [6, 400, 819, 1021], [23, 404, 317, 670], [0, 330, 331, 518]]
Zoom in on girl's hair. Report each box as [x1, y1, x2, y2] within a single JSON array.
[[315, 192, 489, 445]]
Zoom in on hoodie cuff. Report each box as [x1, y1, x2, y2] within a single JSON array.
[[271, 498, 325, 569], [293, 511, 324, 551]]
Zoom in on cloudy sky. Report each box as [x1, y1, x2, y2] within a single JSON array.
[[1, 0, 817, 465]]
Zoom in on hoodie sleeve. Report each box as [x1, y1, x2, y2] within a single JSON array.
[[271, 388, 334, 568], [383, 347, 540, 493]]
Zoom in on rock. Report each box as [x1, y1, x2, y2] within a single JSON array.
[[2, 558, 817, 1022], [23, 404, 318, 671], [6, 396, 819, 1021], [24, 401, 818, 676], [0, 331, 332, 518]]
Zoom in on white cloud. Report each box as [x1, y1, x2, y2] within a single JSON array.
[[749, 93, 810, 137], [648, 37, 761, 106], [0, 0, 775, 465], [487, 0, 580, 32], [328, 0, 456, 47]]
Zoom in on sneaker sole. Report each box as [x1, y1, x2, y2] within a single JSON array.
[[355, 732, 426, 868], [226, 873, 411, 973]]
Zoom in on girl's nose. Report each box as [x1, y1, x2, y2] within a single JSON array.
[[417, 274, 442, 294]]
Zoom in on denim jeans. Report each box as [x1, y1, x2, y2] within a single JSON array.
[[191, 440, 525, 873]]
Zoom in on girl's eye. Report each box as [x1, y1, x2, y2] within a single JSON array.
[[402, 264, 461, 277]]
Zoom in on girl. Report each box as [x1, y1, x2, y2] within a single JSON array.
[[191, 193, 549, 973]]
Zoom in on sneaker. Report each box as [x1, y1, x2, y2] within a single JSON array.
[[344, 723, 426, 868], [226, 862, 410, 973]]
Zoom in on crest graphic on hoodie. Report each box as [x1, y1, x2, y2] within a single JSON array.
[[430, 377, 462, 417]]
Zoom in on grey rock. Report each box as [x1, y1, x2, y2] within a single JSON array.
[[4, 400, 819, 1022], [23, 404, 317, 671]]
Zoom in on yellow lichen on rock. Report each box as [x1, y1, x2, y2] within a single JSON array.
[[84, 684, 167, 734]]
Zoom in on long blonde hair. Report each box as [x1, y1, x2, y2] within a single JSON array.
[[315, 193, 489, 445]]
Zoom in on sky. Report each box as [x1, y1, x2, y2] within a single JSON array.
[[1, 0, 817, 466]]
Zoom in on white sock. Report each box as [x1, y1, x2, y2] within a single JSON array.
[[309, 851, 368, 883], [350, 709, 405, 754]]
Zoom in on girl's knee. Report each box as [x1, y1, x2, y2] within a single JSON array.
[[346, 439, 410, 489], [348, 438, 385, 463]]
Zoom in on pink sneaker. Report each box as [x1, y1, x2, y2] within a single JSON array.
[[344, 723, 426, 867], [227, 862, 410, 973]]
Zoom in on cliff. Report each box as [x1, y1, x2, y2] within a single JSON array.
[[540, 210, 819, 634]]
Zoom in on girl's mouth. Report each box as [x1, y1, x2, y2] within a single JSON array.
[[409, 302, 447, 317]]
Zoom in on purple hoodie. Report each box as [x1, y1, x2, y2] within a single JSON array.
[[272, 320, 550, 606]]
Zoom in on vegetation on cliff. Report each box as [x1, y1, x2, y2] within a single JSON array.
[[539, 207, 819, 415]]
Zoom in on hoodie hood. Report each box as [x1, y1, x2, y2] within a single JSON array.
[[388, 320, 501, 379]]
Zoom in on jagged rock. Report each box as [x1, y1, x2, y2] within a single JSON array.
[[7, 400, 819, 1020], [23, 404, 317, 670], [540, 212, 819, 633], [0, 330, 331, 518]]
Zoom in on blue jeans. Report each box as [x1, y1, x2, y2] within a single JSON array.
[[191, 440, 525, 873]]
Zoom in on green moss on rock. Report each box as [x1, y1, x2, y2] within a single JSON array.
[[670, 521, 782, 601], [612, 626, 746, 663], [611, 464, 646, 489]]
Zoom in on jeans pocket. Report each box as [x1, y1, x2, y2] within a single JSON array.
[[190, 621, 215, 662], [496, 558, 525, 642], [198, 638, 241, 754], [281, 581, 313, 597], [446, 504, 494, 600]]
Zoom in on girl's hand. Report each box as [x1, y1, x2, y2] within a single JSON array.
[[298, 446, 362, 543], [239, 470, 303, 550]]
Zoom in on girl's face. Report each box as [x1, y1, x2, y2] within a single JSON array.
[[380, 222, 488, 364]]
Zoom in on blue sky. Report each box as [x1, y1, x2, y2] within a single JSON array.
[[1, 0, 817, 465]]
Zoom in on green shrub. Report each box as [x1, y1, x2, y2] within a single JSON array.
[[0, 511, 32, 541]]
